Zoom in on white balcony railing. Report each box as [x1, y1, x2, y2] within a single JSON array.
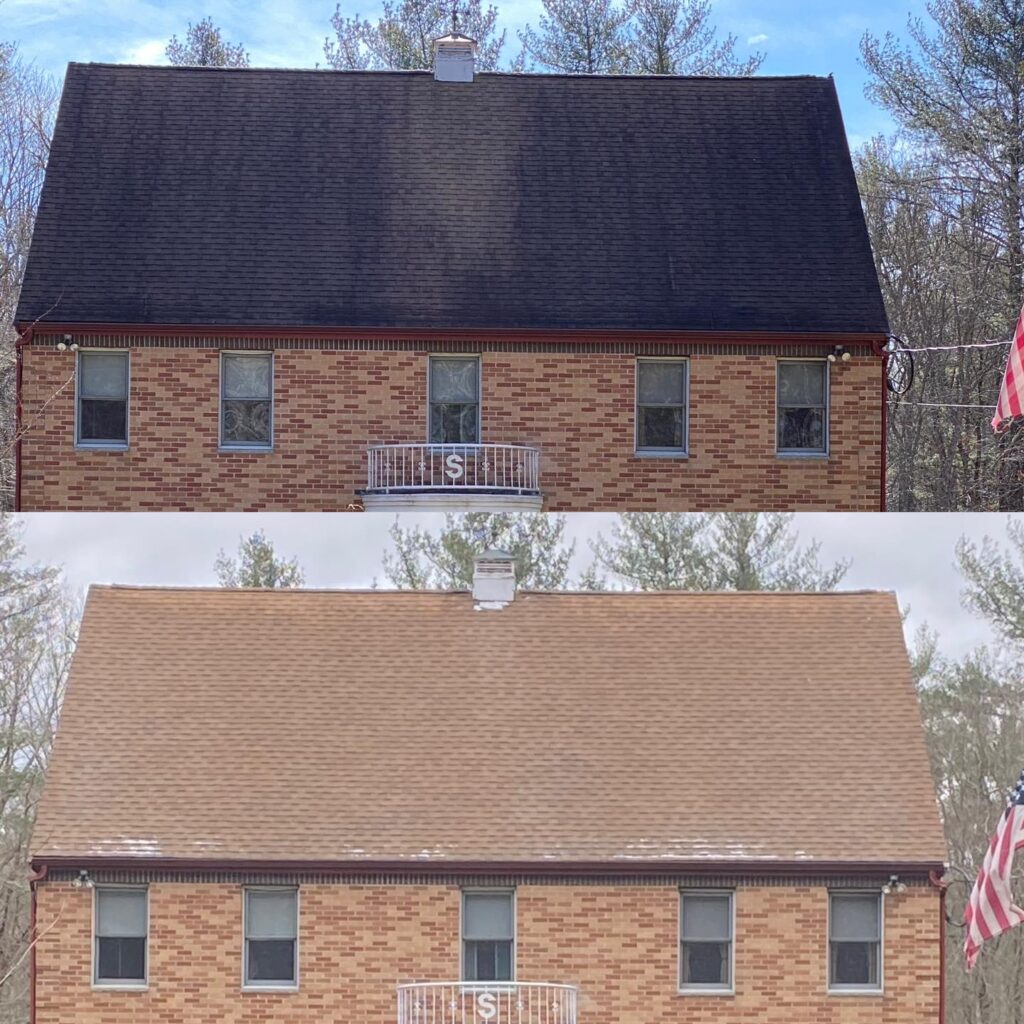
[[366, 444, 541, 494], [397, 982, 578, 1024]]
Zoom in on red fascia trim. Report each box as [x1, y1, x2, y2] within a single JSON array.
[[880, 347, 888, 511], [32, 855, 943, 880], [18, 322, 889, 348], [28, 863, 47, 1024], [13, 326, 34, 514]]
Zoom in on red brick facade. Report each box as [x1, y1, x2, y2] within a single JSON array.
[[18, 337, 884, 512], [33, 875, 938, 1024]]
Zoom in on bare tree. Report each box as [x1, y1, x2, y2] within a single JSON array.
[[0, 43, 57, 510], [165, 17, 249, 67], [214, 531, 305, 588], [0, 515, 76, 1021], [518, 0, 631, 73]]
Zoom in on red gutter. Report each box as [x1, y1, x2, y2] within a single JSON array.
[[880, 345, 888, 511], [18, 321, 889, 348], [929, 870, 949, 1024], [32, 854, 943, 880], [13, 326, 33, 514], [28, 863, 47, 1024]]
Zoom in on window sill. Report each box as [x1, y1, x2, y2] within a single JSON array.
[[677, 988, 734, 997], [75, 443, 129, 452], [219, 446, 274, 454], [92, 982, 148, 991], [242, 984, 299, 993], [776, 452, 829, 461], [827, 988, 884, 997], [635, 450, 689, 459]]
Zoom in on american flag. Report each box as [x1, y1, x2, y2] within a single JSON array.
[[964, 769, 1024, 969], [992, 307, 1024, 432]]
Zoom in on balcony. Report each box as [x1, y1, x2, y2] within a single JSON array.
[[361, 444, 543, 511], [397, 982, 578, 1024]]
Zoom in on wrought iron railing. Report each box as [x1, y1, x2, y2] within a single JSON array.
[[397, 982, 578, 1024], [366, 444, 541, 494]]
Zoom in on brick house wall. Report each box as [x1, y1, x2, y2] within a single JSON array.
[[34, 877, 938, 1024], [18, 338, 884, 512]]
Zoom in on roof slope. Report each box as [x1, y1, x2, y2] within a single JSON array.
[[33, 587, 944, 867], [17, 65, 888, 334]]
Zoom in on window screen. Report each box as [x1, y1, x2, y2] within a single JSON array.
[[636, 360, 687, 452], [78, 351, 129, 445], [829, 892, 881, 990], [95, 887, 147, 984], [221, 353, 273, 447], [680, 892, 732, 989], [463, 891, 513, 982], [429, 357, 480, 444], [777, 361, 827, 453], [244, 889, 298, 987]]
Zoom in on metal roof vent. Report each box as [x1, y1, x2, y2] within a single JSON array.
[[433, 31, 477, 82], [472, 549, 516, 608]]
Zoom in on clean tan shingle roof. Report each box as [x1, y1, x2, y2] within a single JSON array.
[[33, 586, 945, 868]]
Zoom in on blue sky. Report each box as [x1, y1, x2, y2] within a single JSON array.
[[5, 0, 931, 147]]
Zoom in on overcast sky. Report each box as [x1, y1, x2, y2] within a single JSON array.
[[14, 512, 1022, 661], [5, 0, 933, 149]]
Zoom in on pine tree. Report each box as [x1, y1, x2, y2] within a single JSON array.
[[166, 17, 250, 67], [383, 513, 574, 589], [624, 0, 763, 75], [214, 531, 305, 588], [518, 0, 631, 73]]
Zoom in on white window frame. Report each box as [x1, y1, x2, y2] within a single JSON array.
[[241, 886, 300, 992], [460, 888, 516, 984], [427, 355, 482, 446], [219, 351, 274, 451], [75, 348, 130, 450], [92, 884, 149, 990], [776, 357, 830, 458], [826, 890, 884, 996], [634, 357, 690, 457], [677, 889, 735, 996]]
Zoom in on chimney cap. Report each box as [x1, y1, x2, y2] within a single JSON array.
[[477, 548, 513, 561], [472, 550, 516, 607], [434, 30, 478, 46]]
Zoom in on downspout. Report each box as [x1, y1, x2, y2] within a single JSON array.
[[13, 325, 34, 513], [872, 336, 888, 512], [28, 863, 47, 1024], [929, 869, 948, 1024]]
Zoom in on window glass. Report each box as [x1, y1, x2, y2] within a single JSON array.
[[680, 892, 732, 989], [78, 351, 129, 445], [829, 893, 881, 989], [463, 891, 513, 982], [95, 888, 146, 984], [245, 889, 297, 986], [430, 357, 479, 444], [637, 360, 687, 452], [221, 353, 272, 447], [777, 361, 827, 453]]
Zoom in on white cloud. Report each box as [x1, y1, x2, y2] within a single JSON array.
[[747, 33, 769, 45], [121, 39, 166, 65]]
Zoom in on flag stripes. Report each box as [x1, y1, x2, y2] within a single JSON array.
[[992, 308, 1024, 432]]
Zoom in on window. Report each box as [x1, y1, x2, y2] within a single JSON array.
[[94, 887, 147, 986], [829, 892, 882, 991], [429, 357, 479, 444], [777, 360, 828, 454], [221, 353, 273, 448], [77, 350, 129, 447], [636, 359, 687, 453], [462, 891, 514, 982], [244, 888, 298, 989], [679, 891, 733, 992]]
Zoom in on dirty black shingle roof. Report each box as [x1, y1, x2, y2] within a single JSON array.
[[17, 64, 888, 334]]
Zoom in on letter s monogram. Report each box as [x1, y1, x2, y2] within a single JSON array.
[[476, 992, 497, 1020], [445, 452, 465, 481]]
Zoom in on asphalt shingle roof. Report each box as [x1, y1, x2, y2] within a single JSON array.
[[32, 586, 945, 868], [18, 64, 888, 334]]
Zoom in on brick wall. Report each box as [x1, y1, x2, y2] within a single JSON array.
[[19, 342, 883, 511], [34, 878, 938, 1024]]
